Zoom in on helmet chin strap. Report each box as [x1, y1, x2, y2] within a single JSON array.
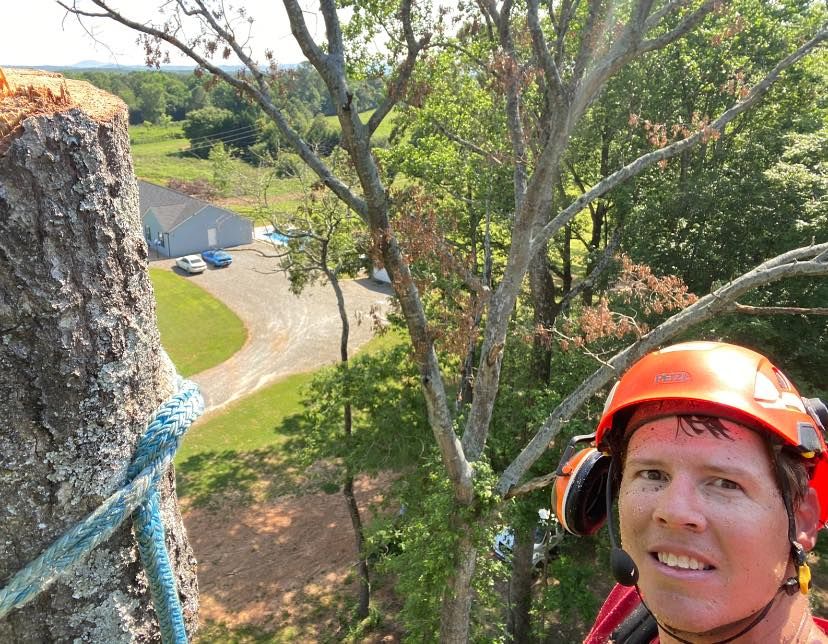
[[635, 582, 793, 644]]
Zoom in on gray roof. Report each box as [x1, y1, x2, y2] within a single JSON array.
[[138, 180, 240, 233]]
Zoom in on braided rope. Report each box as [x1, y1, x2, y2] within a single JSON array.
[[0, 379, 203, 644]]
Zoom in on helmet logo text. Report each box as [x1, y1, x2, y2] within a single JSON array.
[[654, 371, 691, 384]]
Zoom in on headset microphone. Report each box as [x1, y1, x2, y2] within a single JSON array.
[[606, 458, 639, 586]]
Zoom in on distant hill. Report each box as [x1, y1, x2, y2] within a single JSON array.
[[1, 61, 297, 73]]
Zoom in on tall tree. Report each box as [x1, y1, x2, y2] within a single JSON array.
[[266, 173, 373, 618]]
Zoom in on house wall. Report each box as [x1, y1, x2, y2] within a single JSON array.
[[142, 210, 173, 258], [168, 207, 253, 257]]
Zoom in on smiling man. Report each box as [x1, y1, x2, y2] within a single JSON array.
[[568, 342, 828, 643]]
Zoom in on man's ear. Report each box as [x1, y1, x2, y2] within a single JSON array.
[[795, 487, 821, 552]]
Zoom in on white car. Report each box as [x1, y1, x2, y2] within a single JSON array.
[[175, 255, 207, 274], [493, 509, 565, 570]]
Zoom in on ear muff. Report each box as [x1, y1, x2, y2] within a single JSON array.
[[552, 447, 611, 536]]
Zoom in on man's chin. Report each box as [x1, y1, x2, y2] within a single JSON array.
[[644, 591, 726, 635], [649, 601, 764, 641]]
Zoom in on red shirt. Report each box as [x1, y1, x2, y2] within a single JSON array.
[[584, 584, 828, 643]]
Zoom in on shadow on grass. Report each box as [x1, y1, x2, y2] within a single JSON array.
[[176, 412, 343, 508], [196, 620, 280, 644]]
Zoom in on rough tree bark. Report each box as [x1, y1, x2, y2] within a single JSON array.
[[0, 69, 198, 642]]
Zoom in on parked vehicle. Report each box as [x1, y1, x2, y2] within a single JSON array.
[[493, 509, 565, 570], [175, 255, 207, 274], [201, 248, 233, 267]]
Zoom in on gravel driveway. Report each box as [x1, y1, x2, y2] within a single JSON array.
[[152, 242, 393, 415]]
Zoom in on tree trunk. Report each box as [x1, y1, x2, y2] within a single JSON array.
[[439, 532, 477, 644], [343, 461, 370, 620], [0, 70, 198, 642], [327, 267, 371, 620], [507, 524, 536, 644], [528, 242, 558, 383]]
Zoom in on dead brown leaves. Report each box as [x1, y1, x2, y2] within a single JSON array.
[[561, 254, 697, 349]]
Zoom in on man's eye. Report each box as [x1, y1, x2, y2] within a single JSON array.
[[639, 470, 665, 482], [712, 478, 742, 491]]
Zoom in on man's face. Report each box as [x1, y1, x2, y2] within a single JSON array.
[[618, 416, 791, 636]]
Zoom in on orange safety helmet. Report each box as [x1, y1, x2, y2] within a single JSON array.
[[595, 341, 828, 525]]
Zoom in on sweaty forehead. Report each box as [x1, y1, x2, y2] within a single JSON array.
[[624, 415, 772, 470]]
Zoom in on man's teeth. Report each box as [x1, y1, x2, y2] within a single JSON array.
[[657, 552, 711, 570]]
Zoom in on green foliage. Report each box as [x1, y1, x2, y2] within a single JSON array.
[[182, 106, 243, 159], [149, 268, 246, 377], [535, 538, 609, 640], [298, 342, 430, 472], [274, 151, 370, 296], [271, 152, 303, 179], [374, 455, 509, 643], [208, 141, 233, 195]]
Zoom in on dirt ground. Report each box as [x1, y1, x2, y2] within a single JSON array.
[[185, 472, 402, 642]]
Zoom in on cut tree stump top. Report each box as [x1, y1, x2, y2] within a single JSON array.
[[0, 68, 125, 152]]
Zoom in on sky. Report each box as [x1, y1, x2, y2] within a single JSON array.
[[1, 0, 318, 68]]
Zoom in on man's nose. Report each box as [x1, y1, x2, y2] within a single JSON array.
[[652, 475, 707, 531]]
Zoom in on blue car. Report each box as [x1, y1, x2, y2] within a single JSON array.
[[201, 248, 233, 268]]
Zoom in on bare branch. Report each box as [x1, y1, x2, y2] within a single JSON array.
[[368, 0, 431, 136], [527, 0, 565, 101], [497, 242, 828, 495], [639, 0, 720, 54], [572, 0, 603, 86], [724, 303, 828, 316], [534, 28, 828, 255], [430, 118, 504, 166], [503, 471, 556, 499], [644, 0, 694, 31], [188, 0, 264, 83], [553, 0, 581, 64], [59, 0, 368, 218], [557, 226, 622, 315], [282, 0, 328, 68]]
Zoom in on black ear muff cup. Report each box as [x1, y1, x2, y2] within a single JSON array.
[[558, 449, 611, 536]]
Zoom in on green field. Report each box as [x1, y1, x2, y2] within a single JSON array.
[[129, 121, 306, 216], [149, 267, 247, 377], [129, 110, 394, 218], [173, 329, 404, 507]]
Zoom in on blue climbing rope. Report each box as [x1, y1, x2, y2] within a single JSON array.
[[0, 379, 203, 644]]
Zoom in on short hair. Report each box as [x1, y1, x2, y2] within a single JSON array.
[[607, 415, 811, 510]]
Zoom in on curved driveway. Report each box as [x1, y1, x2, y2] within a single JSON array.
[[153, 242, 393, 415]]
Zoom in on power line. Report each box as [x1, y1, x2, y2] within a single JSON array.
[[184, 122, 264, 146]]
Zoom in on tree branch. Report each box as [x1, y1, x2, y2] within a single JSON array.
[[497, 242, 828, 495], [430, 118, 504, 166], [533, 27, 827, 256], [527, 0, 565, 102], [638, 0, 721, 55], [282, 0, 328, 68], [503, 471, 556, 499], [59, 0, 369, 218], [724, 303, 828, 316], [557, 226, 622, 315], [368, 0, 431, 137]]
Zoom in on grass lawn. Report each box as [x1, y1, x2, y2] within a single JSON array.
[[129, 121, 307, 212], [174, 329, 405, 507], [149, 267, 247, 377], [324, 107, 397, 142]]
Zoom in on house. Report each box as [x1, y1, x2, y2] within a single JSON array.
[[138, 180, 253, 258]]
